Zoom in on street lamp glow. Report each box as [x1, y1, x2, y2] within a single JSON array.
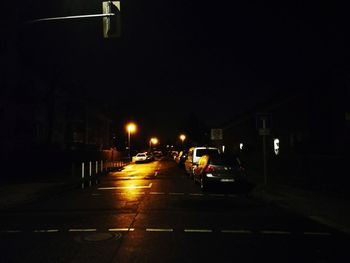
[[126, 122, 137, 161], [126, 123, 137, 133], [179, 134, 186, 141], [150, 137, 158, 145], [179, 134, 186, 149], [149, 137, 158, 150]]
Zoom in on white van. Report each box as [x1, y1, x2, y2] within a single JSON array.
[[184, 146, 220, 176]]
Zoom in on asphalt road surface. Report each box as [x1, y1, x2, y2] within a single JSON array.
[[0, 158, 349, 262]]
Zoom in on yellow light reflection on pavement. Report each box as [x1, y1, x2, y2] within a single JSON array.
[[98, 183, 152, 190]]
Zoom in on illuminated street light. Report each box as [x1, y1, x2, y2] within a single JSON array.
[[126, 122, 137, 161], [179, 134, 186, 149], [149, 137, 158, 151]]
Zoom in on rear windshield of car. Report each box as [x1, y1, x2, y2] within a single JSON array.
[[209, 154, 241, 167], [137, 153, 146, 157], [195, 149, 219, 157]]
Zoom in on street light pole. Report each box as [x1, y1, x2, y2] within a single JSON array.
[[126, 122, 136, 162], [128, 129, 131, 161]]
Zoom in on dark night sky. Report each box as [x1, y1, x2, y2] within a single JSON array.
[[6, 1, 350, 144]]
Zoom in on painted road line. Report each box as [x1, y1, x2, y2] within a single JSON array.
[[34, 229, 59, 233], [1, 230, 22, 233], [260, 230, 291, 235], [68, 229, 97, 232], [303, 231, 331, 236], [169, 192, 185, 195], [109, 228, 135, 232], [210, 194, 225, 197], [189, 193, 204, 196], [98, 183, 152, 190], [116, 176, 144, 180], [146, 228, 173, 232], [221, 230, 252, 234], [154, 171, 158, 176], [111, 192, 145, 195], [184, 229, 213, 233], [150, 192, 165, 195]]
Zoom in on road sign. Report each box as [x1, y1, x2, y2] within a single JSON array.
[[102, 1, 121, 38], [256, 112, 272, 130]]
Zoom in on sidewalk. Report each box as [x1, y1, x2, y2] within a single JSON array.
[[250, 183, 350, 234], [0, 181, 80, 209]]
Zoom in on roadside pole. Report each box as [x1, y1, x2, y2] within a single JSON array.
[[257, 113, 271, 187], [262, 119, 267, 185]]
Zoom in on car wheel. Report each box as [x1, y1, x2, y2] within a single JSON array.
[[200, 177, 207, 191], [193, 174, 197, 184]]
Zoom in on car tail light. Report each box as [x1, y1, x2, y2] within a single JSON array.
[[205, 165, 215, 173]]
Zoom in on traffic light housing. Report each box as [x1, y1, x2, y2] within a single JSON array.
[[102, 1, 121, 38]]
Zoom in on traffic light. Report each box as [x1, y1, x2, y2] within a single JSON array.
[[102, 1, 121, 38]]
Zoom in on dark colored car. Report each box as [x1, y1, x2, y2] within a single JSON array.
[[193, 153, 246, 191], [175, 150, 188, 168]]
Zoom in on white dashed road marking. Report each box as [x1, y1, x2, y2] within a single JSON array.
[[2, 230, 21, 233], [146, 228, 174, 232], [92, 191, 241, 197], [68, 229, 97, 232], [304, 232, 331, 236], [260, 230, 291, 235], [109, 228, 135, 232], [221, 230, 252, 234], [0, 228, 333, 236], [34, 229, 59, 233], [184, 229, 213, 233]]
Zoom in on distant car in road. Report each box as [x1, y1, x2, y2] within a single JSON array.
[[184, 146, 220, 177], [135, 152, 154, 163], [153, 151, 163, 158], [193, 153, 246, 191], [146, 152, 155, 162]]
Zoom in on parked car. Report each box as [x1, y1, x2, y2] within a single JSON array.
[[135, 152, 153, 163], [193, 153, 246, 191], [184, 146, 220, 177]]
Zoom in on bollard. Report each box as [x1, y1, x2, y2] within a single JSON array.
[[89, 161, 92, 187], [81, 162, 85, 189], [95, 161, 99, 185]]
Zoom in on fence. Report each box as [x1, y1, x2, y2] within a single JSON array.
[[71, 157, 130, 189]]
